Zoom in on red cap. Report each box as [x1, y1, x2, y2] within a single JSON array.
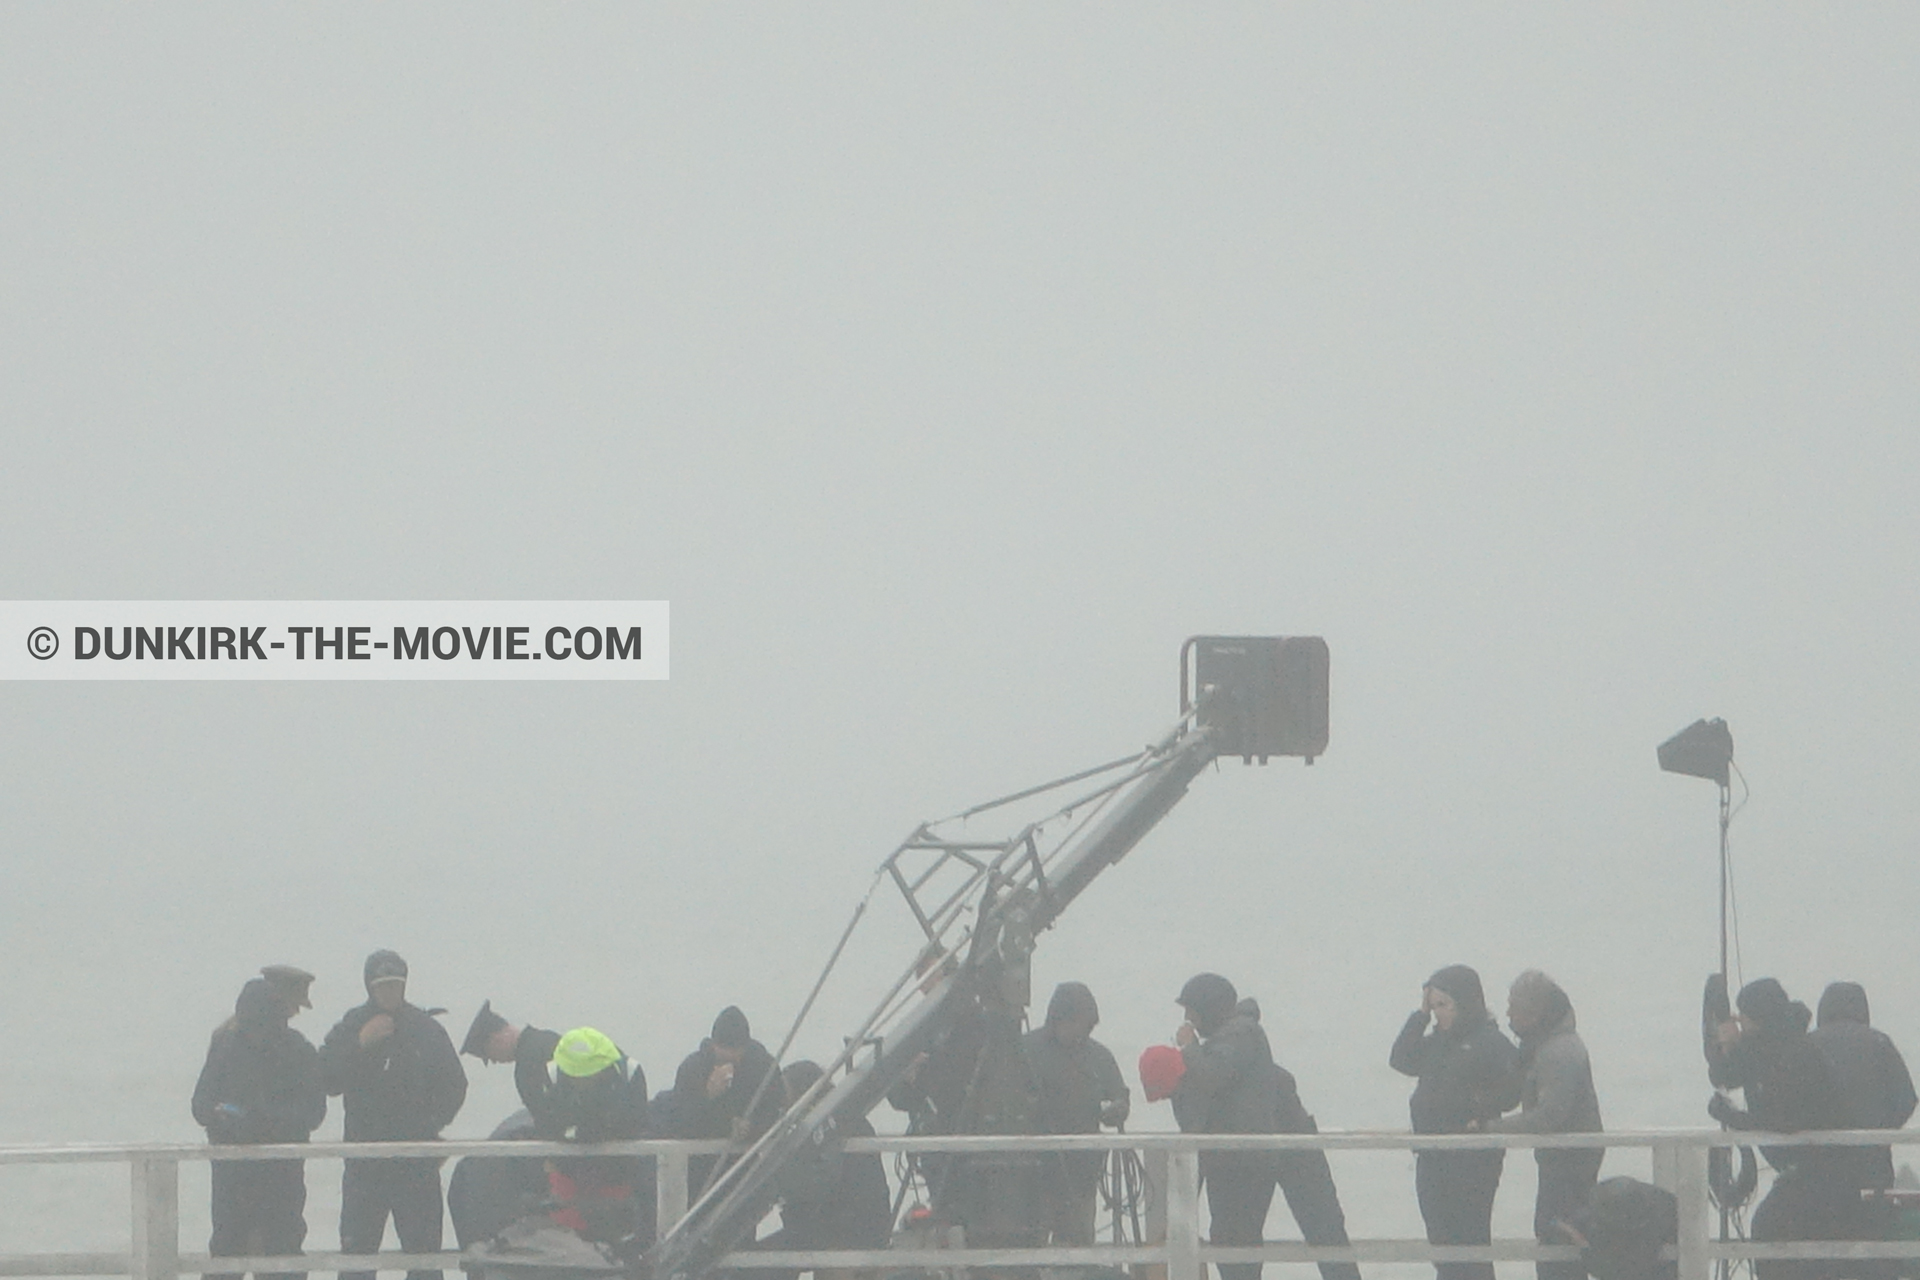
[[1139, 1044, 1186, 1102]]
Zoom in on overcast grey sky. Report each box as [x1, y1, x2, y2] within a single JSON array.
[[3, 3, 1918, 1249]]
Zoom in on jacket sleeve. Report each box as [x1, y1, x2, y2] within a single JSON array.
[[1491, 1038, 1582, 1134], [1095, 1043, 1131, 1125], [1879, 1035, 1917, 1129], [319, 1013, 375, 1098], [1174, 1033, 1253, 1131], [191, 1040, 227, 1132], [261, 1039, 327, 1141], [1390, 1012, 1432, 1078], [424, 1021, 469, 1136], [1468, 1027, 1521, 1124]]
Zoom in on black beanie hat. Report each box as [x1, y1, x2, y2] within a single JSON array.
[[712, 1005, 751, 1049], [1426, 964, 1487, 1023], [1737, 978, 1794, 1028]]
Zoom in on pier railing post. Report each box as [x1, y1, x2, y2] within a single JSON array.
[[1167, 1143, 1203, 1280], [657, 1147, 690, 1236], [130, 1154, 179, 1280], [1674, 1141, 1711, 1280], [1143, 1147, 1170, 1280]]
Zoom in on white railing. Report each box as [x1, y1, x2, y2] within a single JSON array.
[[4, 1129, 1917, 1280]]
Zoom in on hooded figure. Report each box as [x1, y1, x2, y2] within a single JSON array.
[[1488, 971, 1605, 1280], [319, 950, 468, 1280], [1391, 964, 1518, 1280], [1021, 982, 1130, 1247], [756, 1061, 892, 1258], [193, 978, 327, 1280], [1808, 982, 1917, 1192], [1707, 979, 1856, 1280], [1173, 976, 1360, 1280]]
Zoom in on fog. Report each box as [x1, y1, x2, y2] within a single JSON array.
[[3, 4, 1917, 1263]]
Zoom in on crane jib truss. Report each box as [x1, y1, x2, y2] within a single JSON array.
[[644, 636, 1326, 1280]]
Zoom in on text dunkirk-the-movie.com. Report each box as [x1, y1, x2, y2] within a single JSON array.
[[2, 602, 669, 681]]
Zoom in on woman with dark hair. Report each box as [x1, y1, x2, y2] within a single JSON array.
[[1391, 965, 1518, 1280]]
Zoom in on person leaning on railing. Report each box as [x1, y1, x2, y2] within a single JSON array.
[[1707, 978, 1859, 1280]]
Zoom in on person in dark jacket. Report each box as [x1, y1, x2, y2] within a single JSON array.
[[194, 977, 328, 1280], [1022, 982, 1130, 1246], [752, 1060, 893, 1280], [446, 1110, 545, 1250], [1390, 964, 1518, 1280], [886, 987, 1046, 1248], [319, 950, 468, 1280], [460, 1002, 565, 1126], [1706, 978, 1856, 1280], [1488, 971, 1604, 1280], [539, 1028, 652, 1245], [668, 1006, 783, 1197], [1173, 974, 1360, 1280], [1809, 982, 1916, 1190], [1810, 981, 1917, 1277]]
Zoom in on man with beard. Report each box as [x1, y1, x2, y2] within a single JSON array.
[[1488, 971, 1604, 1280]]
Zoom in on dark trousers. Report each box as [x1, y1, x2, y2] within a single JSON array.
[[209, 1158, 307, 1280], [1534, 1150, 1604, 1280], [340, 1157, 445, 1280], [1206, 1156, 1362, 1280], [1415, 1149, 1505, 1280], [1750, 1167, 1861, 1280]]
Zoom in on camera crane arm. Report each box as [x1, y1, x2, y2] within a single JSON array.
[[643, 636, 1327, 1280]]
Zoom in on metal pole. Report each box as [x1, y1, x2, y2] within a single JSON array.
[[1717, 778, 1735, 1269], [129, 1154, 179, 1280], [658, 1148, 690, 1238], [1166, 1145, 1203, 1280], [1677, 1144, 1712, 1280]]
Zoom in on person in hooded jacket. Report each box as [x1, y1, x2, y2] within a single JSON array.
[[1809, 982, 1916, 1192], [1172, 974, 1360, 1280], [1810, 981, 1917, 1277], [1022, 982, 1130, 1247], [749, 1060, 893, 1280], [194, 977, 329, 1280], [668, 1006, 784, 1200], [1390, 964, 1518, 1280], [1487, 971, 1604, 1280], [319, 950, 468, 1280], [1706, 978, 1855, 1280]]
